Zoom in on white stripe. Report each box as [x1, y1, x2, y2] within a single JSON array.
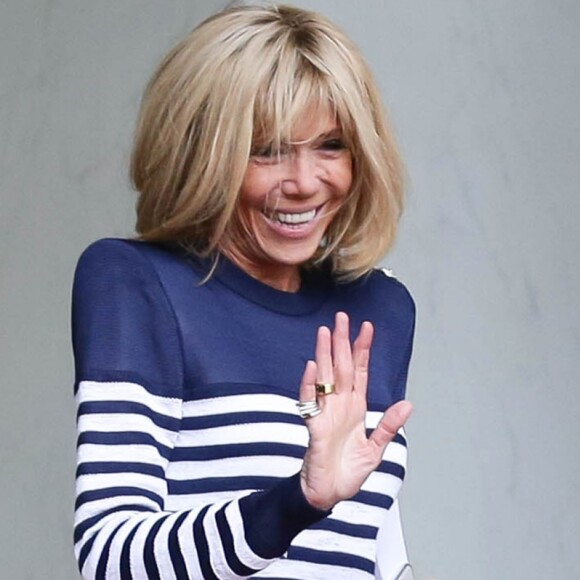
[[361, 471, 405, 499], [253, 559, 372, 579], [366, 411, 384, 428], [77, 380, 182, 418], [380, 441, 408, 467], [225, 500, 278, 570], [176, 422, 309, 447], [293, 527, 376, 561], [166, 454, 301, 481], [182, 393, 296, 417], [76, 473, 167, 499], [331, 500, 390, 528], [77, 442, 169, 467]]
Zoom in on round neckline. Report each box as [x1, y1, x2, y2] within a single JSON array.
[[190, 252, 335, 315]]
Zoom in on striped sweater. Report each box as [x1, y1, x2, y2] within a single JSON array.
[[72, 238, 415, 579]]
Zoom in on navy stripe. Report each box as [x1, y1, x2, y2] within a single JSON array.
[[76, 461, 164, 479], [76, 370, 181, 398], [192, 505, 217, 580], [394, 432, 407, 446], [75, 504, 152, 544], [78, 431, 172, 459], [215, 503, 259, 576], [78, 401, 180, 432], [143, 517, 164, 580], [76, 486, 163, 510], [354, 490, 394, 510], [315, 517, 378, 539], [376, 460, 406, 479], [171, 442, 305, 461], [168, 475, 280, 495], [168, 511, 189, 579], [77, 532, 97, 572], [120, 524, 139, 580], [180, 410, 303, 430], [288, 546, 375, 573], [96, 520, 125, 579]]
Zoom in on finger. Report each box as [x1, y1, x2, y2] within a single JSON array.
[[368, 400, 413, 450], [299, 360, 318, 403], [332, 312, 353, 394], [315, 325, 333, 388], [352, 321, 373, 395]]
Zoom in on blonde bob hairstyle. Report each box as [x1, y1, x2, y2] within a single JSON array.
[[131, 3, 404, 280]]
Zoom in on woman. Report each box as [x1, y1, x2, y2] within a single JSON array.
[[72, 4, 415, 579]]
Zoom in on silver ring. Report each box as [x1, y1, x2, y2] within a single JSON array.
[[296, 400, 322, 419]]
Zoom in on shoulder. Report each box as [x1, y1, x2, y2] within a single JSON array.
[[74, 237, 200, 289], [76, 237, 172, 274], [348, 267, 416, 323], [72, 238, 179, 325], [371, 268, 415, 314], [72, 238, 184, 391]]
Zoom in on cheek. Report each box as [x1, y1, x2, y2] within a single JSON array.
[[239, 166, 278, 208], [334, 159, 353, 197]]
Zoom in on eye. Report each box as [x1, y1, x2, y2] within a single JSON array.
[[250, 144, 291, 160], [319, 138, 347, 152]]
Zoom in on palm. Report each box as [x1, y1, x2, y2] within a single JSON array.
[[299, 312, 412, 511]]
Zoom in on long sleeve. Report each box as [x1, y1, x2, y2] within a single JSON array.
[[72, 240, 328, 579]]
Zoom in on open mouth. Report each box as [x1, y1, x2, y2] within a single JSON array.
[[264, 207, 319, 227]]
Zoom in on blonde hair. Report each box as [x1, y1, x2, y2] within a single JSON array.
[[131, 3, 404, 280]]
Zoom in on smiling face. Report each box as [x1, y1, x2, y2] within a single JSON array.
[[221, 108, 353, 291]]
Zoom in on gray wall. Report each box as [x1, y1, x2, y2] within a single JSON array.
[[1, 1, 578, 578]]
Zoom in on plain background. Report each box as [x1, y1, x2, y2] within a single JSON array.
[[1, 1, 579, 578]]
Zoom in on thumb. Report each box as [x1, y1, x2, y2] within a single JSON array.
[[369, 400, 413, 450]]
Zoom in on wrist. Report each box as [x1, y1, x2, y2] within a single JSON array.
[[299, 471, 337, 512]]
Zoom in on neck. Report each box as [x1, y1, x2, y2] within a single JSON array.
[[219, 247, 301, 293]]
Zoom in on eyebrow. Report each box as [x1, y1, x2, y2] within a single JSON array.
[[317, 128, 342, 139], [292, 127, 343, 145], [251, 126, 343, 149]]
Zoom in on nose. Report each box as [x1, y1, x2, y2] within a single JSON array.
[[280, 150, 321, 197]]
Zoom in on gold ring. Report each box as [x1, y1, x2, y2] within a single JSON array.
[[315, 382, 336, 395]]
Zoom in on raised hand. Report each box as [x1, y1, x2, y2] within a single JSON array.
[[299, 312, 413, 511]]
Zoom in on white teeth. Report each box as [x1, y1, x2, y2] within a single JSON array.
[[273, 209, 317, 225]]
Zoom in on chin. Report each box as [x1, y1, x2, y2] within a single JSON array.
[[262, 239, 323, 267]]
